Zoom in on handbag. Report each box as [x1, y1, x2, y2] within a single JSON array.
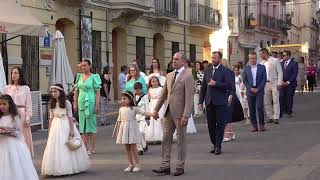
[[66, 136, 82, 151]]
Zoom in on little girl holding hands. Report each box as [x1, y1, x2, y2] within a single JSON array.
[[113, 91, 151, 173]]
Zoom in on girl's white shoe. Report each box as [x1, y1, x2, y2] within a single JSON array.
[[124, 166, 133, 173], [132, 165, 141, 172]]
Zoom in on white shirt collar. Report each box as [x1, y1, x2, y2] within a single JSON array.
[[286, 58, 292, 64], [212, 63, 221, 70], [175, 66, 185, 74], [250, 64, 257, 68]]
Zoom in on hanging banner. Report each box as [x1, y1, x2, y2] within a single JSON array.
[[81, 16, 92, 62]]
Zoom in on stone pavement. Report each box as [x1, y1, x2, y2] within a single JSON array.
[[32, 91, 320, 180]]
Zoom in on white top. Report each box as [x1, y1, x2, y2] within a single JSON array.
[[251, 65, 257, 86], [135, 94, 150, 122]]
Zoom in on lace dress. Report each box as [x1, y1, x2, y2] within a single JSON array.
[[0, 115, 38, 180], [41, 101, 90, 176]]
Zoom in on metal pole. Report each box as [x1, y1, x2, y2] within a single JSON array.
[[106, 10, 109, 65], [79, 9, 82, 61], [183, 0, 187, 55], [1, 34, 8, 83]]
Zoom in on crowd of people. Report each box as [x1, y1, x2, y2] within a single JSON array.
[[0, 47, 315, 179]]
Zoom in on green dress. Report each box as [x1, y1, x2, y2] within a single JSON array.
[[75, 74, 101, 133]]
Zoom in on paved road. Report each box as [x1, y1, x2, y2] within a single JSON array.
[[32, 91, 320, 180]]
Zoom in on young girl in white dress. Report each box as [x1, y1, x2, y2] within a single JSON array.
[[41, 84, 90, 176], [113, 91, 151, 173], [145, 76, 164, 143], [0, 95, 39, 180]]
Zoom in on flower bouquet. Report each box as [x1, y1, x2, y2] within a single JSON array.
[[0, 127, 17, 137]]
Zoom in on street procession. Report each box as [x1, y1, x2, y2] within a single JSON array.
[[0, 0, 320, 180]]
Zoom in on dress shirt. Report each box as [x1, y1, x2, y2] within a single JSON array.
[[118, 72, 127, 92], [250, 65, 257, 87], [212, 63, 221, 77], [284, 58, 291, 69], [173, 66, 185, 84], [261, 59, 271, 81]]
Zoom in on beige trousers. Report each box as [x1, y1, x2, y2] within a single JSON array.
[[160, 110, 187, 169], [264, 82, 280, 120]]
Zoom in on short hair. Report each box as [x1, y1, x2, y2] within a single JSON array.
[[134, 82, 143, 90], [248, 51, 257, 56], [121, 65, 127, 72], [175, 51, 187, 61], [212, 51, 223, 59], [284, 50, 291, 56], [260, 48, 269, 54]]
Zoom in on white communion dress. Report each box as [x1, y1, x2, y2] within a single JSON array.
[[0, 115, 39, 180], [41, 101, 90, 176], [145, 87, 164, 142]]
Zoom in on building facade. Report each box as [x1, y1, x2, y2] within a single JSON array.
[[228, 0, 292, 65], [286, 0, 320, 59], [2, 0, 222, 100]]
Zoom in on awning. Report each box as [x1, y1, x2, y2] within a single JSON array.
[[0, 0, 46, 37]]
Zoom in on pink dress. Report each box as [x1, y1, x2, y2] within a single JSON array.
[[4, 85, 33, 156]]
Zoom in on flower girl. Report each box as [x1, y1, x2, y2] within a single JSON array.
[[113, 91, 151, 173], [145, 76, 164, 143], [41, 84, 90, 176], [0, 94, 39, 180]]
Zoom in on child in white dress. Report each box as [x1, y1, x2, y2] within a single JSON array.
[[145, 76, 164, 143], [41, 84, 90, 176], [134, 82, 150, 155], [113, 91, 151, 173], [0, 94, 39, 180]]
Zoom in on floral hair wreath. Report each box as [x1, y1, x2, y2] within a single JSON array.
[[122, 91, 137, 105], [50, 85, 64, 91]]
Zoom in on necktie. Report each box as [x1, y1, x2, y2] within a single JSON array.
[[284, 61, 288, 69], [211, 67, 217, 79], [172, 71, 179, 85]]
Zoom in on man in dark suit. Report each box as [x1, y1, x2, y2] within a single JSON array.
[[280, 51, 298, 118], [243, 52, 267, 132], [199, 51, 232, 155]]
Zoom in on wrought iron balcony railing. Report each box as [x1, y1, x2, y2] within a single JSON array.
[[190, 3, 215, 26], [154, 0, 178, 18]]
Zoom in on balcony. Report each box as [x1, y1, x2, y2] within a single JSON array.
[[190, 3, 220, 30], [260, 15, 290, 33], [154, 0, 178, 21], [109, 0, 150, 22]]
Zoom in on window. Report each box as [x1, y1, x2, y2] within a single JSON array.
[[189, 44, 196, 63], [92, 30, 102, 74], [136, 37, 146, 72], [21, 36, 39, 91], [172, 42, 179, 57]]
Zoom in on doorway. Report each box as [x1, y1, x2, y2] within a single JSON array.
[[112, 27, 127, 100], [153, 33, 165, 69]]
